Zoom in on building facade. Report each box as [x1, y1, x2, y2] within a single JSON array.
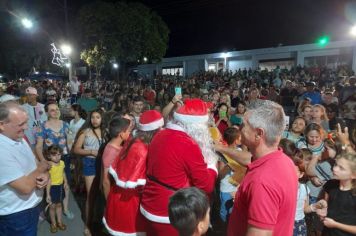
[[137, 40, 356, 78]]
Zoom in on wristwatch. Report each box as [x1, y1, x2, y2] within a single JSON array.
[[341, 144, 351, 150]]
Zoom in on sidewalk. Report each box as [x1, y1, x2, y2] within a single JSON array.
[[38, 191, 85, 236]]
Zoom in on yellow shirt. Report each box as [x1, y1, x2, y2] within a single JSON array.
[[49, 160, 65, 185]]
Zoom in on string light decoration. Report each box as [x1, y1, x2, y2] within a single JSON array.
[[50, 43, 68, 66]]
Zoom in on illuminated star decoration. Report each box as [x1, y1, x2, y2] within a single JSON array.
[[51, 43, 68, 66]]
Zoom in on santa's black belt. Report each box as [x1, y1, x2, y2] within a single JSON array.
[[147, 175, 179, 191]]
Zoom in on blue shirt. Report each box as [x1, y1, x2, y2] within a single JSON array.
[[37, 121, 69, 154], [301, 91, 322, 105]]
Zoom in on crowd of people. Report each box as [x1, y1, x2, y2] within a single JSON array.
[[0, 64, 355, 236]]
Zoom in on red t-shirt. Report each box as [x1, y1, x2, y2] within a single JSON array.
[[143, 90, 156, 106], [227, 149, 298, 236], [214, 115, 229, 135], [102, 144, 122, 169]]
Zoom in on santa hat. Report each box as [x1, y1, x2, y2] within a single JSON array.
[[174, 99, 209, 123], [139, 110, 164, 131]]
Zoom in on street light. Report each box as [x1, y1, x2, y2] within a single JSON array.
[[21, 18, 33, 29], [350, 25, 356, 37], [113, 63, 119, 69], [61, 44, 73, 81], [61, 44, 72, 55], [143, 57, 148, 62]]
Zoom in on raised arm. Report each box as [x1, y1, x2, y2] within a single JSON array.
[[214, 144, 252, 166], [162, 94, 182, 119]]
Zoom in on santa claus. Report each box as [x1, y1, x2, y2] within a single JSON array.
[[140, 98, 218, 236]]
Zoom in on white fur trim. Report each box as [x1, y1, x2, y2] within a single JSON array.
[[139, 117, 164, 131], [207, 163, 218, 175], [166, 122, 185, 132], [173, 112, 209, 123], [140, 205, 170, 224], [102, 217, 146, 236], [109, 166, 146, 188]]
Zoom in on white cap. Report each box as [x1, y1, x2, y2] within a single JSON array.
[[0, 94, 19, 103]]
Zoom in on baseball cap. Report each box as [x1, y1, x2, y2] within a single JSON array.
[[306, 81, 316, 87], [26, 87, 38, 96], [0, 94, 19, 103]]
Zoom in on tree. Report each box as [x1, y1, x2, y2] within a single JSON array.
[[80, 44, 107, 80], [77, 1, 169, 79]]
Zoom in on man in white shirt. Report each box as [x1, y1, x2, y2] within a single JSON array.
[[0, 101, 49, 236], [21, 87, 47, 148], [69, 76, 80, 104]]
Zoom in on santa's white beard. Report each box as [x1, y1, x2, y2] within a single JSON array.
[[177, 121, 218, 166]]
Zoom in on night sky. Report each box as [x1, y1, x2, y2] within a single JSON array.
[[1, 0, 356, 58], [138, 0, 355, 57]]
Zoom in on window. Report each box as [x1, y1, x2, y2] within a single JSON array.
[[162, 67, 183, 76], [208, 64, 217, 71]]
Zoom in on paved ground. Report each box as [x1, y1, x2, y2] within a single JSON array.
[[37, 189, 226, 236], [38, 191, 85, 236]]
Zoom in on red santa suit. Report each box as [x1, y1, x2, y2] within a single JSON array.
[[103, 139, 147, 235], [140, 122, 218, 236]]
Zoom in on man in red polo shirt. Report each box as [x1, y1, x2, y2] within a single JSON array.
[[219, 100, 298, 236]]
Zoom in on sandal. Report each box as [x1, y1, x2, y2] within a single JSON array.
[[50, 224, 57, 233], [84, 228, 92, 236], [63, 210, 75, 219], [57, 222, 67, 231]]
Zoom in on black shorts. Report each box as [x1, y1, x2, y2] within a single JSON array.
[[50, 184, 65, 203]]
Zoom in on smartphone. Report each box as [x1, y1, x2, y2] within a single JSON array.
[[284, 116, 290, 130], [219, 110, 227, 119], [175, 87, 182, 95]]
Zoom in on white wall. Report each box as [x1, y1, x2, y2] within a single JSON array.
[[228, 60, 253, 72]]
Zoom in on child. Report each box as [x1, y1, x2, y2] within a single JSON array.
[[101, 117, 131, 200], [46, 145, 68, 233], [311, 104, 329, 132], [291, 149, 323, 236], [218, 127, 241, 222], [282, 116, 307, 144], [168, 187, 210, 236], [301, 104, 313, 122], [295, 148, 313, 172], [279, 138, 298, 157], [316, 153, 356, 235], [305, 138, 338, 202]]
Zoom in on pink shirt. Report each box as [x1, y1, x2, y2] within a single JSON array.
[[227, 149, 298, 236], [102, 144, 122, 169]]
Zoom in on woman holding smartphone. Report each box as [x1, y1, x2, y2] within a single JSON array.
[[214, 103, 231, 135]]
